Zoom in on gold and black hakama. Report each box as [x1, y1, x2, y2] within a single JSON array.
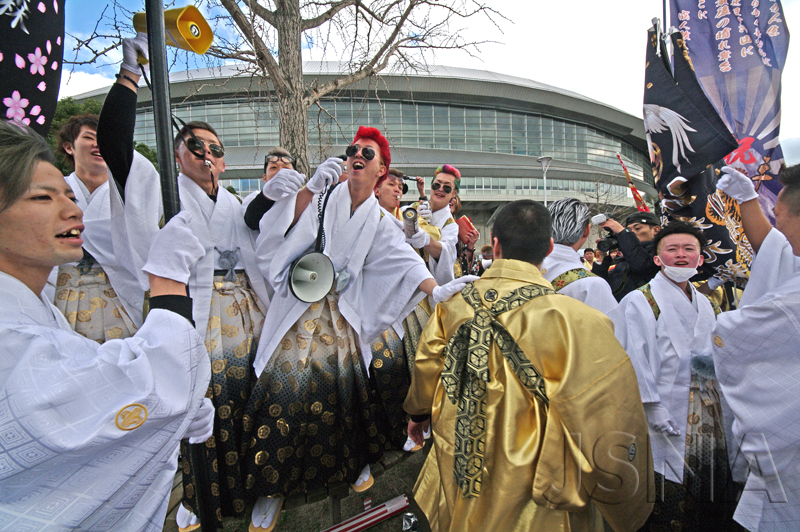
[[54, 263, 138, 343], [241, 292, 390, 499], [180, 272, 265, 527]]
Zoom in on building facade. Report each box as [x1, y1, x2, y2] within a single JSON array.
[[79, 62, 655, 242]]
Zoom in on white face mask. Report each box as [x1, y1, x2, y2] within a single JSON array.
[[660, 259, 698, 283], [481, 259, 493, 269]]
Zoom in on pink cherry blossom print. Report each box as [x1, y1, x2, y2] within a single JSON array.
[[57, 37, 61, 46], [46, 41, 51, 54], [28, 48, 48, 76], [21, 117, 30, 126], [0, 52, 3, 62], [4, 91, 29, 121], [37, 115, 45, 125], [50, 60, 57, 70], [54, 0, 58, 13], [37, 2, 45, 12], [15, 54, 25, 69], [37, 81, 46, 91], [30, 105, 41, 116]]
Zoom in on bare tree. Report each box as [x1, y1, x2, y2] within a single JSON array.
[[67, 0, 503, 174]]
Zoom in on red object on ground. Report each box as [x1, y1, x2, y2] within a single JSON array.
[[322, 494, 409, 532]]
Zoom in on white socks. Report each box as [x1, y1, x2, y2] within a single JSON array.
[[353, 464, 371, 488], [176, 503, 199, 529], [251, 496, 283, 530]]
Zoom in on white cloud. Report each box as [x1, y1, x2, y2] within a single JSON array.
[[59, 71, 114, 99]]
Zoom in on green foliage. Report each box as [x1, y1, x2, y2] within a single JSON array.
[[134, 142, 159, 171], [47, 97, 104, 174]]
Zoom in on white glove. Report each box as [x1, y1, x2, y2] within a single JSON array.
[[264, 168, 305, 201], [643, 402, 681, 436], [431, 275, 480, 305], [185, 398, 214, 444], [717, 166, 758, 203], [307, 157, 343, 194], [416, 202, 432, 223], [121, 32, 149, 74], [406, 227, 431, 249], [142, 211, 205, 284]]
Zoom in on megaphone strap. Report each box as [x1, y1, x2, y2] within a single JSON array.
[[315, 184, 339, 253]]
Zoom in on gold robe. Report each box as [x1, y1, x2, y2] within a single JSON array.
[[405, 259, 653, 532]]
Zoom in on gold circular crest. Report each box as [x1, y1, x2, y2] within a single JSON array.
[[713, 335, 724, 348], [115, 403, 148, 431]]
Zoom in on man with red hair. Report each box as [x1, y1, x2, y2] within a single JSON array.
[[244, 127, 477, 531]]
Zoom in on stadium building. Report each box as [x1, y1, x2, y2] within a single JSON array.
[[78, 62, 655, 238]]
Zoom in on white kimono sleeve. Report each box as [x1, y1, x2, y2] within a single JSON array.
[[428, 221, 459, 286], [712, 276, 800, 531], [0, 308, 210, 530], [614, 291, 661, 403], [739, 228, 800, 307]]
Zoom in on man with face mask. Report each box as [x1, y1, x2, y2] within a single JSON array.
[[614, 222, 739, 531]]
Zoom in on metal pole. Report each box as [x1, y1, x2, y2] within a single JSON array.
[[663, 0, 668, 32], [144, 4, 213, 531], [145, 0, 180, 222], [543, 167, 548, 206]]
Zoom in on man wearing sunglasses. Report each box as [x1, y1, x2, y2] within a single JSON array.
[[405, 165, 460, 285], [95, 31, 272, 532], [245, 127, 479, 532], [243, 146, 306, 230]]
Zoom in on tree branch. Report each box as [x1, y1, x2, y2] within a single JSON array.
[[301, 0, 358, 31]]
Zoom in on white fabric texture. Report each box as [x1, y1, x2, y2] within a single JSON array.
[[739, 228, 800, 307], [108, 153, 271, 336], [253, 181, 432, 375], [540, 243, 619, 318], [50, 172, 144, 327], [712, 229, 800, 532], [141, 211, 205, 284], [0, 271, 210, 531], [614, 272, 717, 483], [717, 165, 759, 203]]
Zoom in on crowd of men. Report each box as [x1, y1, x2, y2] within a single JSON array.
[[1, 32, 799, 532]]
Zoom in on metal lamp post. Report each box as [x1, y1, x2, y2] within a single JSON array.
[[537, 156, 552, 206]]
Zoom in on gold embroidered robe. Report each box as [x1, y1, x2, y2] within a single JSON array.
[[404, 259, 654, 532]]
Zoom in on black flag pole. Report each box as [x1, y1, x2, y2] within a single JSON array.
[[144, 0, 180, 223], [144, 2, 214, 531]]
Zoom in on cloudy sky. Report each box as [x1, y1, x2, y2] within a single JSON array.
[[62, 0, 799, 163]]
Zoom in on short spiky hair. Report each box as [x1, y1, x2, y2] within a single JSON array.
[[653, 221, 707, 253], [492, 200, 552, 265], [56, 114, 99, 165], [353, 126, 390, 183], [778, 164, 800, 215], [173, 121, 223, 150], [548, 197, 591, 245]]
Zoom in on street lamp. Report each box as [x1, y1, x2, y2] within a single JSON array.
[[537, 156, 552, 206]]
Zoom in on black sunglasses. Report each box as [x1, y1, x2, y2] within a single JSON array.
[[345, 144, 376, 161], [266, 154, 294, 164], [185, 136, 225, 158], [432, 181, 453, 194]]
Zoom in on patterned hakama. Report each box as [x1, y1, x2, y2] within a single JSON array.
[[370, 328, 411, 448], [642, 375, 742, 531], [181, 273, 265, 527], [401, 303, 431, 377], [242, 293, 389, 498], [54, 263, 138, 343]]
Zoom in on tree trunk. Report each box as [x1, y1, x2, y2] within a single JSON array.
[[276, 0, 310, 176]]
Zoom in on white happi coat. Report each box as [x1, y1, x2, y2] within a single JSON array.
[[253, 181, 432, 376], [0, 272, 209, 531], [44, 173, 143, 324], [712, 228, 800, 532], [615, 272, 716, 483], [541, 243, 619, 317], [108, 153, 270, 336]]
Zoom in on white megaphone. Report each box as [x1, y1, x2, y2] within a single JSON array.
[[289, 252, 336, 303]]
